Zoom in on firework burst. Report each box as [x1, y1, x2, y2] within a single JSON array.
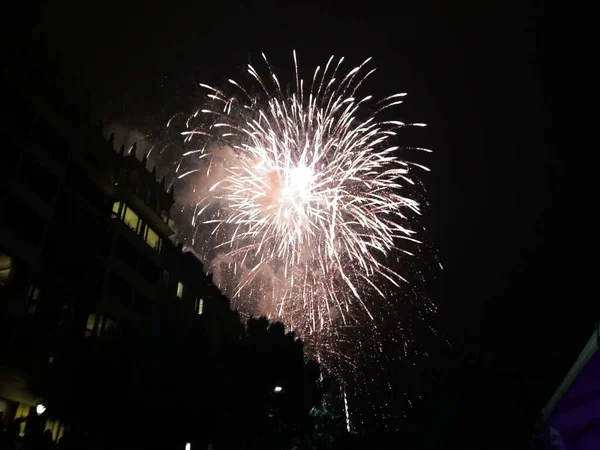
[[166, 52, 434, 426]]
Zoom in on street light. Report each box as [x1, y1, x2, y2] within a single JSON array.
[[36, 404, 46, 415], [274, 386, 283, 393]]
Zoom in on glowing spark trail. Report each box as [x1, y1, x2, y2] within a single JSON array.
[[167, 52, 434, 426]]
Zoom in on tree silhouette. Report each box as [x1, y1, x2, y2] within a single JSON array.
[[26, 304, 325, 450], [290, 407, 362, 450]]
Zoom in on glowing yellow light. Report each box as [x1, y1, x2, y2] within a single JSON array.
[[111, 201, 122, 218], [123, 206, 139, 231], [146, 227, 160, 249]]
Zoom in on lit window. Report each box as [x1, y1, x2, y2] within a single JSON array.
[[146, 227, 160, 250], [111, 201, 123, 218], [113, 202, 162, 253], [85, 313, 98, 336], [15, 403, 29, 435], [0, 252, 15, 286], [85, 313, 117, 337], [194, 296, 203, 314], [15, 403, 31, 419], [44, 418, 65, 442], [177, 282, 184, 298], [123, 206, 140, 232], [85, 313, 101, 336]]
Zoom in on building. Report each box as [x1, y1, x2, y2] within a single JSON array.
[[0, 60, 233, 440], [540, 320, 600, 449]]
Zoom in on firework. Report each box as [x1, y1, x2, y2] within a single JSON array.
[[168, 52, 433, 426]]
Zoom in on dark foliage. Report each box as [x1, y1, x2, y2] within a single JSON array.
[[26, 301, 326, 450]]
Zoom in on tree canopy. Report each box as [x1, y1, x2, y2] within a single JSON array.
[[26, 300, 327, 450]]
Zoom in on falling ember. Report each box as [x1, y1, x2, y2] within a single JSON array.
[[167, 51, 434, 427], [343, 386, 351, 432]]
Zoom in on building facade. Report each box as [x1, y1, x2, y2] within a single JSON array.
[[0, 62, 231, 440]]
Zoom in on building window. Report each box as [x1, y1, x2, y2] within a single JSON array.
[[85, 313, 117, 337], [111, 201, 123, 218], [27, 284, 41, 314], [111, 201, 162, 252], [177, 282, 184, 299], [0, 252, 15, 286], [85, 313, 97, 336], [15, 402, 31, 419], [195, 297, 204, 315], [44, 418, 66, 442], [145, 227, 161, 251], [14, 402, 30, 435], [123, 206, 140, 232], [111, 201, 139, 232]]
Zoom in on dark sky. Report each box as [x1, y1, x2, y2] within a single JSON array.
[[11, 0, 590, 438]]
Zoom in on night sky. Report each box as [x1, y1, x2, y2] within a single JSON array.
[[9, 0, 588, 442]]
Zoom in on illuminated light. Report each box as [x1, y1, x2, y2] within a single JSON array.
[[85, 313, 97, 336], [274, 386, 283, 393], [123, 206, 140, 231], [113, 202, 162, 252], [111, 201, 122, 218], [177, 282, 184, 298], [185, 443, 191, 450], [0, 252, 14, 286], [85, 313, 116, 337], [36, 404, 46, 415], [146, 227, 160, 250]]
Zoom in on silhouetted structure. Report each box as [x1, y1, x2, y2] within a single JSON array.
[[539, 320, 600, 449], [0, 61, 234, 441]]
